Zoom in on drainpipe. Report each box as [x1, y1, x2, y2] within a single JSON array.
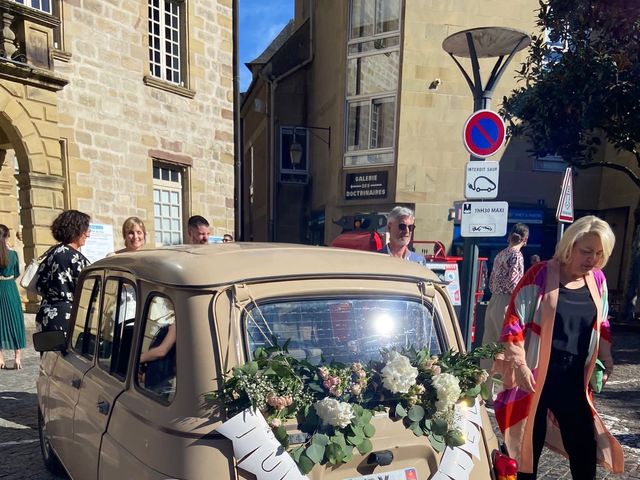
[[232, 0, 242, 240], [265, 2, 315, 242]]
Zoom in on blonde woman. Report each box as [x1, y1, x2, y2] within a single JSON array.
[[492, 216, 623, 479], [115, 217, 146, 253]]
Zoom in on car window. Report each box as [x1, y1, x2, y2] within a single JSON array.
[[97, 278, 137, 380], [245, 298, 441, 365], [137, 295, 177, 403], [70, 276, 102, 360]]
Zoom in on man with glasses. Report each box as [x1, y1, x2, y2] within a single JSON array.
[[378, 206, 426, 266]]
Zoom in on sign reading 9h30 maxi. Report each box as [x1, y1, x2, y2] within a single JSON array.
[[460, 201, 509, 237]]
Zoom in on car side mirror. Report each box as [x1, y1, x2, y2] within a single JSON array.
[[33, 330, 68, 353]]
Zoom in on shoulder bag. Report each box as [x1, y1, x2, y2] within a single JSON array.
[[20, 244, 59, 295]]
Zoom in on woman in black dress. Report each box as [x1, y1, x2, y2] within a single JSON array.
[[36, 210, 91, 332]]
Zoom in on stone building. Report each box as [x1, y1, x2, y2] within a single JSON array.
[[240, 0, 638, 300], [0, 0, 235, 299]]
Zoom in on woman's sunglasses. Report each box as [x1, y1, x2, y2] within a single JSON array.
[[398, 223, 416, 232]]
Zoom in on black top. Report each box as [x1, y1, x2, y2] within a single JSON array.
[[35, 244, 90, 331], [552, 284, 596, 361]]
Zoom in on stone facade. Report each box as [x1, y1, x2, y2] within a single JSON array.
[[0, 0, 235, 309], [241, 0, 638, 298]]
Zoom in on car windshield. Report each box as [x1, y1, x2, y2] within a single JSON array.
[[245, 298, 441, 364]]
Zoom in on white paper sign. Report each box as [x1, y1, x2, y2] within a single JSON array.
[[432, 399, 484, 480], [81, 223, 114, 263], [216, 409, 308, 480]]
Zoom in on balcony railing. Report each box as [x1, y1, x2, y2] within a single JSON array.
[[0, 0, 66, 90]]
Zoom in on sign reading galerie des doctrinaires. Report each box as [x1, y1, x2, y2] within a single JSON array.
[[345, 171, 388, 200]]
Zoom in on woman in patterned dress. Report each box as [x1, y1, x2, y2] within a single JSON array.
[[35, 210, 91, 332], [0, 224, 26, 369]]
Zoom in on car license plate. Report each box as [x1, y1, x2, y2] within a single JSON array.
[[344, 467, 418, 480]]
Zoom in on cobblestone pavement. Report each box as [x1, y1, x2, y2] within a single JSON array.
[[1, 321, 638, 479]]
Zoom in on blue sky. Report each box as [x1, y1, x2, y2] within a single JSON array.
[[239, 1, 294, 92]]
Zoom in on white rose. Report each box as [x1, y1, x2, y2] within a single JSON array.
[[314, 397, 354, 428], [381, 351, 419, 394], [432, 373, 462, 411]]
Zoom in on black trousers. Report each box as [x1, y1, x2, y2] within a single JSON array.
[[518, 351, 597, 480]]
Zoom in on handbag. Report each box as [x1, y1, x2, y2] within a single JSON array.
[[589, 359, 606, 393], [19, 244, 58, 295]]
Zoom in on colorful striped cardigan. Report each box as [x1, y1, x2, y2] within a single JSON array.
[[491, 259, 624, 474]]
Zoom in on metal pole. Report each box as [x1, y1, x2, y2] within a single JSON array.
[[557, 222, 565, 243], [459, 95, 490, 352]]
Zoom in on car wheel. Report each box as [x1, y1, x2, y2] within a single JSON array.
[[38, 407, 65, 476]]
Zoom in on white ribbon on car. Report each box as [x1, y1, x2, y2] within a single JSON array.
[[216, 409, 308, 480], [217, 399, 484, 480]]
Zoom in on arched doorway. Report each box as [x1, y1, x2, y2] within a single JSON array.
[[0, 84, 66, 312]]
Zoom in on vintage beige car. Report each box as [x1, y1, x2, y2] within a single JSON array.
[[34, 243, 505, 480]]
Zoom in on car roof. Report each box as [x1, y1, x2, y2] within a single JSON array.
[[87, 243, 441, 288]]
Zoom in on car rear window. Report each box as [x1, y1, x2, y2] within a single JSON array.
[[245, 298, 441, 364]]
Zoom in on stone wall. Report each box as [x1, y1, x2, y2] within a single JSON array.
[[55, 0, 235, 248]]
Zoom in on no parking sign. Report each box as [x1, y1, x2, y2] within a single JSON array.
[[463, 110, 506, 158]]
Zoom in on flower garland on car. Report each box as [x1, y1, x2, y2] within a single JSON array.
[[211, 340, 502, 474]]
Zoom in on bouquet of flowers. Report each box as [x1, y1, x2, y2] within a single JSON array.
[[212, 339, 502, 474]]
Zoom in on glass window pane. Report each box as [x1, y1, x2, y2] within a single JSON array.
[[70, 277, 101, 360], [137, 296, 177, 402], [376, 0, 400, 35], [344, 151, 395, 167], [170, 191, 179, 204], [161, 190, 169, 203], [162, 205, 170, 217], [350, 0, 374, 39], [348, 36, 400, 55], [171, 206, 179, 217], [347, 101, 370, 151], [370, 97, 395, 149], [347, 51, 399, 96], [246, 298, 440, 365]]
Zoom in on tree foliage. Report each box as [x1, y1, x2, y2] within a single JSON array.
[[502, 0, 640, 321], [502, 0, 640, 182]]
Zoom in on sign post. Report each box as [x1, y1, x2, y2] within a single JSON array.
[[555, 167, 574, 241], [443, 27, 530, 351]]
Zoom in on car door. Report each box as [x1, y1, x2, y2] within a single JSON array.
[[69, 276, 136, 480], [44, 274, 103, 470]]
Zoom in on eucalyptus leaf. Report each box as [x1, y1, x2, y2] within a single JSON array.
[[429, 433, 446, 453], [466, 385, 481, 397], [445, 430, 466, 447], [408, 405, 425, 422], [297, 454, 315, 474], [330, 434, 347, 449], [273, 425, 289, 446], [312, 433, 330, 447], [410, 421, 423, 437], [356, 437, 373, 455], [480, 382, 490, 400], [305, 443, 325, 464], [432, 417, 448, 435], [290, 445, 304, 462], [243, 361, 258, 375], [363, 423, 376, 438], [395, 402, 407, 418], [347, 433, 364, 446], [326, 443, 344, 465]]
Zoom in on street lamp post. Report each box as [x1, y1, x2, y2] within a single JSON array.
[[442, 27, 531, 351]]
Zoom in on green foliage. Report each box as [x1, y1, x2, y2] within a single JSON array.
[[213, 342, 500, 474], [501, 0, 640, 173]]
